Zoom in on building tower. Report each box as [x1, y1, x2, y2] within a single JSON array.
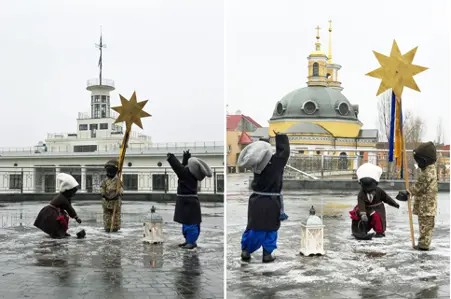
[[77, 31, 122, 139], [86, 31, 115, 119], [326, 20, 343, 91], [306, 26, 329, 87]]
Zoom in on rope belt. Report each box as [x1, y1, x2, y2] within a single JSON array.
[[252, 191, 281, 196], [177, 194, 198, 197], [367, 202, 383, 208]]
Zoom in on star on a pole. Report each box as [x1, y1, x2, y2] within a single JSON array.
[[112, 91, 151, 129], [366, 40, 428, 97]]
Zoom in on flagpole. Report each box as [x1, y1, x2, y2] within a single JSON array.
[[397, 96, 415, 248]]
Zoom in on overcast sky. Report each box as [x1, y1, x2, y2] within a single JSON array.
[[0, 0, 224, 147], [225, 0, 450, 144]]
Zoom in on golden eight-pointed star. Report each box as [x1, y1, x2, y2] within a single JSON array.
[[366, 40, 428, 97], [112, 91, 151, 129]]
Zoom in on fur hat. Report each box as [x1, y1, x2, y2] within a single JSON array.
[[76, 229, 86, 239], [237, 141, 273, 174], [356, 163, 383, 183], [57, 173, 79, 192], [187, 157, 213, 181], [414, 142, 437, 162], [105, 159, 119, 168]]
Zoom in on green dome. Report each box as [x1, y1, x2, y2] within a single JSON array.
[[271, 86, 359, 121]]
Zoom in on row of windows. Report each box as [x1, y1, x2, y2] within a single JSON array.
[[9, 174, 225, 193], [79, 123, 109, 131], [276, 100, 351, 116], [91, 95, 110, 103]]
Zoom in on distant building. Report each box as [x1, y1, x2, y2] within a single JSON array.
[[226, 112, 261, 173], [252, 21, 378, 171]]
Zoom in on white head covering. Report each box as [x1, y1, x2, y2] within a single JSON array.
[[56, 173, 79, 192], [187, 157, 213, 181], [356, 163, 383, 182], [237, 141, 273, 174]]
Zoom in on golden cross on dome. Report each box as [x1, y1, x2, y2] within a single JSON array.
[[315, 26, 321, 39], [112, 91, 151, 129], [366, 40, 428, 97]]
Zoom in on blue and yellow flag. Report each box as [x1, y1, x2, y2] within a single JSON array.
[[388, 91, 403, 178]]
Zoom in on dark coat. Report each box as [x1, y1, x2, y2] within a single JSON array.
[[34, 193, 78, 237], [247, 134, 290, 231], [168, 155, 202, 225], [355, 187, 398, 232]]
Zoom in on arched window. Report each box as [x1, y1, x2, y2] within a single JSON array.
[[313, 62, 319, 76]]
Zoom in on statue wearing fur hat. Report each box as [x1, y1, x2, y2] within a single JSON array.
[[237, 132, 290, 263], [100, 159, 123, 232], [34, 173, 82, 238], [349, 163, 400, 240], [167, 150, 212, 250], [396, 141, 438, 251]]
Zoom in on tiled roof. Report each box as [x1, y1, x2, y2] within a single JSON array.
[[226, 114, 262, 131]]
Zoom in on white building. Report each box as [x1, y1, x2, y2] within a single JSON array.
[[0, 76, 223, 194]]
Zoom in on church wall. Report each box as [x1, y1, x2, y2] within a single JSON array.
[[269, 120, 362, 138]]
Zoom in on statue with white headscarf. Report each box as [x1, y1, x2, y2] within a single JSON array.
[[34, 173, 82, 239]]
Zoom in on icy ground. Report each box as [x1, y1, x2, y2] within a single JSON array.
[[0, 200, 224, 299], [227, 174, 450, 299]]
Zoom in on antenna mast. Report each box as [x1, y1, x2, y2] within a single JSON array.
[[95, 27, 107, 85]]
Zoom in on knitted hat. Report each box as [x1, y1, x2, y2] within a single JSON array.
[[413, 142, 437, 162], [187, 157, 213, 181], [237, 141, 273, 174]]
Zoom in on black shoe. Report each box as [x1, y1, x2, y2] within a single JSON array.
[[183, 243, 197, 250], [414, 245, 429, 251], [241, 250, 251, 261], [374, 232, 385, 238], [64, 233, 71, 237], [262, 250, 276, 263], [178, 242, 187, 247]]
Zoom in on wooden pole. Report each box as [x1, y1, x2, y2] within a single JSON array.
[[110, 123, 131, 232], [398, 96, 415, 248]]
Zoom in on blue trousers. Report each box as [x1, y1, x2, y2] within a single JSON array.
[[182, 224, 200, 244], [241, 229, 278, 254]]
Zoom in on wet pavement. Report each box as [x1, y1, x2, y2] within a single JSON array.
[[0, 200, 224, 299], [227, 174, 450, 299]]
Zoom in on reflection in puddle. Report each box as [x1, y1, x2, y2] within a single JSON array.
[[175, 252, 201, 296], [142, 243, 164, 268]]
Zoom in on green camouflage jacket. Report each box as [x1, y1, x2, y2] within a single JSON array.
[[100, 177, 123, 210], [410, 164, 438, 216]]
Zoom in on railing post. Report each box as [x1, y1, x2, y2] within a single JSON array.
[[213, 168, 217, 194], [20, 168, 24, 194], [164, 168, 167, 194], [320, 155, 324, 179]]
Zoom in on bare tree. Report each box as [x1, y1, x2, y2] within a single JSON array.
[[436, 117, 443, 145], [403, 111, 425, 146]]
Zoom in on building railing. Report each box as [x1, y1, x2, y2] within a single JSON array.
[[230, 148, 450, 182], [0, 166, 224, 195], [86, 78, 115, 88], [77, 110, 120, 120], [285, 149, 450, 182], [0, 141, 224, 155]]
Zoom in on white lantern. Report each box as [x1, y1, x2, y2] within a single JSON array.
[[143, 206, 164, 244], [300, 206, 325, 256]]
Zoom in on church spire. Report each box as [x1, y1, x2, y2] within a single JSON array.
[[315, 25, 322, 52], [328, 19, 332, 63]]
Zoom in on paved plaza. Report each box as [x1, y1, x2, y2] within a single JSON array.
[[0, 200, 224, 299], [227, 174, 450, 299]]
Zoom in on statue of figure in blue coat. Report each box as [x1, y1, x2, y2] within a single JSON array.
[[167, 150, 212, 249], [237, 132, 290, 263]]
